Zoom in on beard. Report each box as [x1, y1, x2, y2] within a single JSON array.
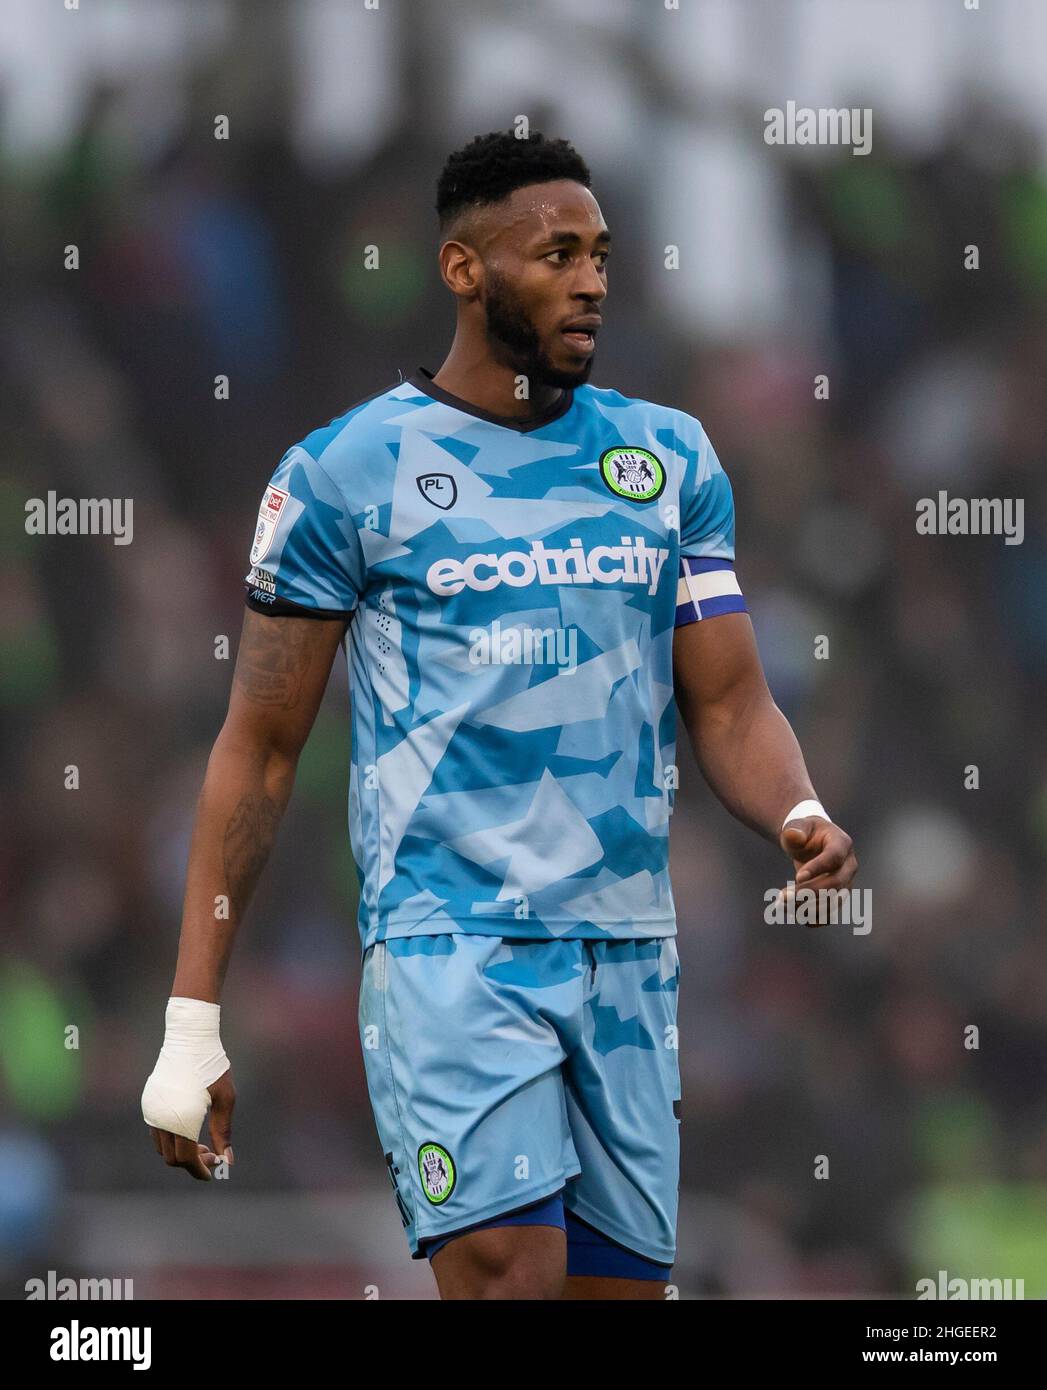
[[482, 268, 595, 389]]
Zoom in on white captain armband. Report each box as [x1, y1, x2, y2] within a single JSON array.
[[675, 556, 747, 626]]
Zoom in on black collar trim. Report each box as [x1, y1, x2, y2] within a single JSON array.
[[406, 367, 575, 433]]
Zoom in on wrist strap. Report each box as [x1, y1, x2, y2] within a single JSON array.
[[781, 799, 830, 832], [163, 996, 228, 1088]]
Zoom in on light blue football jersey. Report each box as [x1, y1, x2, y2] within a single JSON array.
[[244, 368, 746, 951]]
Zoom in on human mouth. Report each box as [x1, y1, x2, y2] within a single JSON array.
[[561, 317, 600, 354], [562, 329, 595, 354]]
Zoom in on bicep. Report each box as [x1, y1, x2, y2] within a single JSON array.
[[672, 612, 770, 724], [225, 607, 348, 758]]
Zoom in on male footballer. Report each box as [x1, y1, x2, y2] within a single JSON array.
[[142, 131, 857, 1300]]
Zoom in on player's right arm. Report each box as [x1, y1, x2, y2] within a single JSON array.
[[143, 607, 348, 1181]]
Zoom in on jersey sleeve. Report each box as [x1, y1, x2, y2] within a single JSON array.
[[244, 444, 364, 618], [675, 422, 747, 628]]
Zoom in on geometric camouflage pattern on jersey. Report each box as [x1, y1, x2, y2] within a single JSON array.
[[245, 367, 746, 952]]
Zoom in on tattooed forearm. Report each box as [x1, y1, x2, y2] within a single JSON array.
[[234, 614, 324, 709], [222, 791, 282, 917], [171, 611, 344, 999]]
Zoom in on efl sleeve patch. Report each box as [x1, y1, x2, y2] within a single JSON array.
[[242, 446, 364, 617], [675, 556, 747, 627]]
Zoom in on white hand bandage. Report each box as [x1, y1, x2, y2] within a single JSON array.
[[141, 997, 230, 1142], [781, 799, 830, 832]]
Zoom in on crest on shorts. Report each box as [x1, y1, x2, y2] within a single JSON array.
[[250, 484, 290, 564], [598, 447, 665, 503], [418, 1141, 456, 1204]]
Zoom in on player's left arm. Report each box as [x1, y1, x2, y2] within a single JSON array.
[[673, 612, 857, 893]]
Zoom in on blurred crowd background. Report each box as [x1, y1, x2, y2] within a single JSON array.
[[3, 0, 1047, 1299]]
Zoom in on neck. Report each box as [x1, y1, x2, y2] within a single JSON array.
[[431, 336, 564, 420]]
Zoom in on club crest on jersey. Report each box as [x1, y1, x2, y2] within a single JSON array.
[[418, 1141, 456, 1204], [250, 485, 289, 564], [599, 447, 665, 503], [417, 473, 457, 510]]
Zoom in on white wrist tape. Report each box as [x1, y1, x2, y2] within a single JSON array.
[[141, 997, 230, 1141], [782, 799, 830, 832]]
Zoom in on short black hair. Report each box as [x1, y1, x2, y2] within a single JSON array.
[[436, 130, 592, 235]]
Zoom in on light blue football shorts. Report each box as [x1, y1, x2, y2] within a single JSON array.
[[358, 934, 681, 1266]]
